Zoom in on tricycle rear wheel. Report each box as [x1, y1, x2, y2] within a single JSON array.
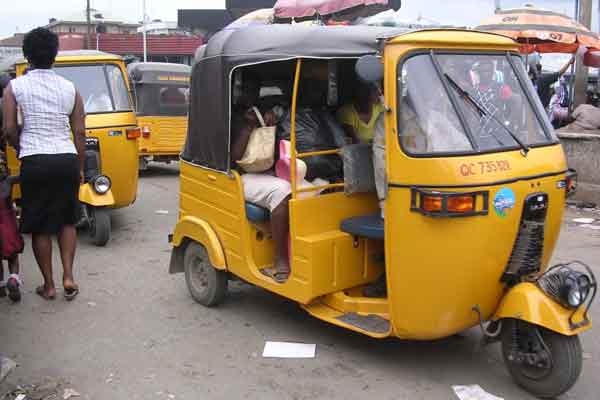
[[501, 319, 582, 399], [184, 242, 227, 307]]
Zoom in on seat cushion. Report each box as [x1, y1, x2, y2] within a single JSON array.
[[245, 202, 270, 223], [340, 215, 384, 240]]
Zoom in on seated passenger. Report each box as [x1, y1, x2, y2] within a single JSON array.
[[231, 74, 290, 284], [336, 81, 384, 144]]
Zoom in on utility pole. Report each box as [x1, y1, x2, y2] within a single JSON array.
[[142, 0, 148, 62], [574, 0, 592, 107], [86, 0, 91, 50], [494, 0, 502, 13]]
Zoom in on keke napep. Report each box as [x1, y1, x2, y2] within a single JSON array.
[[9, 50, 140, 246], [169, 25, 596, 398], [128, 62, 191, 170]]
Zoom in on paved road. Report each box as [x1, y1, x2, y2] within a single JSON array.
[[1, 163, 599, 400]]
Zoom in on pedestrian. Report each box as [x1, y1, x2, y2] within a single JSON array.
[[533, 57, 574, 109], [1, 27, 86, 301], [0, 73, 23, 303]]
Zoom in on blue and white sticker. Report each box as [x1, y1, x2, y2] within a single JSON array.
[[493, 188, 516, 218]]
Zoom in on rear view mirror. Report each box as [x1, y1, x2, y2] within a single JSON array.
[[356, 55, 383, 83]]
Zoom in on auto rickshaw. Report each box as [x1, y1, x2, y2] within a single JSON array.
[[8, 50, 140, 246], [168, 26, 596, 398], [127, 62, 191, 170]]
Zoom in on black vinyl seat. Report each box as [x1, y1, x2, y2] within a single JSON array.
[[340, 215, 384, 240]]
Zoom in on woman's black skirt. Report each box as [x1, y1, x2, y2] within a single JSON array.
[[20, 153, 80, 234]]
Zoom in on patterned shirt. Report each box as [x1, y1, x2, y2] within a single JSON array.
[[10, 69, 77, 158]]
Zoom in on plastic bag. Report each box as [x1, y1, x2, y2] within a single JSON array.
[[278, 108, 344, 181]]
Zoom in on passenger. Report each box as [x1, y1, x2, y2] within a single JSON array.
[[336, 81, 384, 144], [231, 74, 291, 284]]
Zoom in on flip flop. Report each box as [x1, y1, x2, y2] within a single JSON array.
[[64, 286, 79, 301], [36, 285, 56, 300], [272, 270, 290, 284], [260, 268, 289, 284], [260, 267, 277, 279]]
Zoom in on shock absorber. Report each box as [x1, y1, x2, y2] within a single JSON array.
[[509, 321, 520, 362]]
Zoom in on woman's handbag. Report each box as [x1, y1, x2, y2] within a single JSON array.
[[236, 107, 276, 173], [0, 197, 24, 259]]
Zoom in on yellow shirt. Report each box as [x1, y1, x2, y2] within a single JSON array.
[[336, 102, 384, 144]]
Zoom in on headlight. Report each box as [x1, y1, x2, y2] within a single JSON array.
[[564, 273, 591, 308], [93, 175, 111, 194], [538, 266, 592, 309]]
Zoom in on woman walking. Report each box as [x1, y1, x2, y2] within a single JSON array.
[[1, 27, 86, 301]]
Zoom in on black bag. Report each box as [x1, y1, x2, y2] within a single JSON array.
[[278, 107, 345, 181]]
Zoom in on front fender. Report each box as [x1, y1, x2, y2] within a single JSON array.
[[170, 216, 226, 272], [79, 184, 115, 207], [494, 282, 592, 336]]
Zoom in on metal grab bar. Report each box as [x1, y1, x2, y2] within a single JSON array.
[[296, 182, 344, 194], [297, 148, 341, 158]]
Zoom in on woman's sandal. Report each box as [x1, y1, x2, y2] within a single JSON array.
[[64, 286, 79, 301], [272, 270, 290, 284], [260, 268, 290, 284], [35, 285, 56, 300]]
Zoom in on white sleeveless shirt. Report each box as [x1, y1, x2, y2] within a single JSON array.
[[10, 69, 77, 158]]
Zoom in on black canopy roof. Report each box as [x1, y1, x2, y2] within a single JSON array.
[[183, 25, 407, 171]]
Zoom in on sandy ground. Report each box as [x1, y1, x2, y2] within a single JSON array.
[[1, 163, 599, 400]]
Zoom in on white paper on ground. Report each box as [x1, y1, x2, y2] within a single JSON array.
[[573, 218, 595, 224], [452, 385, 503, 400], [580, 224, 600, 230], [262, 341, 316, 358]]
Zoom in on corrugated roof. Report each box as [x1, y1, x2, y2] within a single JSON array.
[[0, 34, 25, 47], [95, 33, 203, 56]]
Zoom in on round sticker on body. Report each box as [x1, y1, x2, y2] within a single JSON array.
[[493, 188, 516, 218]]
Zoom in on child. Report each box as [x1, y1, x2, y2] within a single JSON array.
[[0, 74, 23, 302]]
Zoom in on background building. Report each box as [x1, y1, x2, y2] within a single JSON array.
[[178, 0, 274, 38], [46, 9, 140, 34]]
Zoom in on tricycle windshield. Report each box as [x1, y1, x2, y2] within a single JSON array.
[[54, 64, 132, 114], [398, 52, 556, 155], [134, 83, 189, 117]]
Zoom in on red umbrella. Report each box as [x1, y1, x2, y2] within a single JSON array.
[[274, 0, 391, 20]]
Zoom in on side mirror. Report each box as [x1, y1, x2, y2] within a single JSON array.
[[355, 55, 383, 83]]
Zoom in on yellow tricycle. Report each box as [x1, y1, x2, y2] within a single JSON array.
[[169, 26, 595, 398], [127, 62, 191, 170], [9, 50, 140, 246]]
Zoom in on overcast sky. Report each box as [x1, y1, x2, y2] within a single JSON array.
[[0, 0, 590, 40]]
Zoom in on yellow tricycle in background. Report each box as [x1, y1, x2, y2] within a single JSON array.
[[127, 62, 191, 170], [9, 50, 140, 246], [169, 25, 596, 398]]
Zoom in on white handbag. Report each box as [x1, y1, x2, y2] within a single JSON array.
[[236, 107, 276, 173]]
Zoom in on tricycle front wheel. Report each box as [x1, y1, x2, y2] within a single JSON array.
[[501, 319, 582, 399], [88, 207, 111, 247]]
